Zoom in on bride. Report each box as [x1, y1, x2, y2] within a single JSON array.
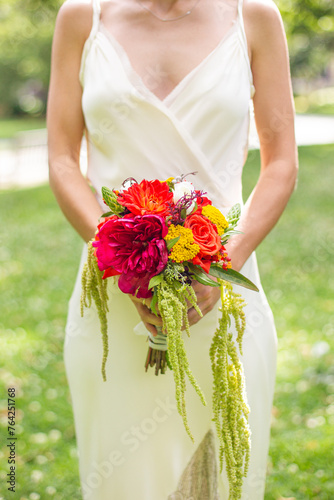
[[47, 0, 298, 498]]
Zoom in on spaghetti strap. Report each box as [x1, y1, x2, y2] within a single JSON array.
[[238, 0, 255, 97], [92, 0, 101, 19], [79, 0, 102, 84], [91, 0, 101, 34]]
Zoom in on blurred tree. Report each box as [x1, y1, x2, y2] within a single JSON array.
[[277, 0, 334, 81], [0, 0, 333, 117], [0, 0, 61, 116]]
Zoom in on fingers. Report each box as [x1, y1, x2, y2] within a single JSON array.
[[187, 306, 203, 327], [191, 280, 213, 301], [128, 294, 163, 338], [187, 287, 221, 326], [137, 303, 162, 326], [143, 321, 158, 337], [129, 295, 150, 306], [130, 284, 219, 333], [191, 280, 202, 292], [142, 297, 152, 309], [129, 295, 158, 313]]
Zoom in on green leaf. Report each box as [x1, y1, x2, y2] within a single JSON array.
[[148, 274, 164, 290], [188, 263, 220, 287], [166, 236, 180, 251], [221, 230, 243, 245], [102, 186, 116, 207], [209, 264, 259, 291], [150, 293, 158, 316], [165, 351, 173, 371], [101, 186, 124, 215], [166, 180, 175, 190], [101, 211, 113, 218], [226, 203, 241, 230]]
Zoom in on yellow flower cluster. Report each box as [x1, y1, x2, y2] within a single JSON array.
[[165, 224, 200, 263], [202, 205, 229, 235]]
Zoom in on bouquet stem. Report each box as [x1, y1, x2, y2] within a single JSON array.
[[145, 327, 168, 375]]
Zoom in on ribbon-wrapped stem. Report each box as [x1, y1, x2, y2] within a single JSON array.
[[144, 327, 168, 375]]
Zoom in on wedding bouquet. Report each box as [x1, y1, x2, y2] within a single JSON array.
[[81, 174, 258, 498]]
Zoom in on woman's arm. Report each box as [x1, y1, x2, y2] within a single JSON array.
[[188, 0, 298, 325], [48, 1, 162, 332], [226, 0, 298, 270], [47, 1, 103, 243]]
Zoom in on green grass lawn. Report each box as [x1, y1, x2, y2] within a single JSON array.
[[0, 144, 333, 499], [0, 117, 46, 139]]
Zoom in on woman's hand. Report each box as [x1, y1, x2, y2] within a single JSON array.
[[129, 295, 162, 337], [187, 281, 221, 327], [129, 282, 220, 336]]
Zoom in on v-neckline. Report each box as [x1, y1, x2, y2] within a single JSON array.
[[98, 19, 239, 107]]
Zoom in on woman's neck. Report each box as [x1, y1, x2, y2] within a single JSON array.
[[136, 0, 199, 19]]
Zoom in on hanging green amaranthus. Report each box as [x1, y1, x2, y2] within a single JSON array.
[[81, 243, 251, 499], [210, 281, 250, 499], [81, 241, 109, 381], [156, 273, 206, 441]]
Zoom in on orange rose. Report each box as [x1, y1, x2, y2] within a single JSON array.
[[184, 214, 222, 273]]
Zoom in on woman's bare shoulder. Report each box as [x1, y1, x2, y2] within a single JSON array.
[[243, 0, 281, 21], [55, 0, 94, 46], [243, 0, 286, 53]]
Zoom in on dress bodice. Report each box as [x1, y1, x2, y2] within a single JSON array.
[[66, 8, 278, 500], [80, 0, 255, 213]]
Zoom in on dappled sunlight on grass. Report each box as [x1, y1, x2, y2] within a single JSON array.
[[243, 145, 334, 499], [0, 186, 82, 498], [0, 144, 333, 498]]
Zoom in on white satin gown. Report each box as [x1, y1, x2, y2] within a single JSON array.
[[64, 0, 277, 498]]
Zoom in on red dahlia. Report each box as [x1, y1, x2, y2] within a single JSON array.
[[118, 179, 173, 216]]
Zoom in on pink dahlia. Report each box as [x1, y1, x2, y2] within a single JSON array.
[[92, 215, 168, 298]]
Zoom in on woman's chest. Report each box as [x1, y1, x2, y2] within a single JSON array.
[[99, 2, 238, 100]]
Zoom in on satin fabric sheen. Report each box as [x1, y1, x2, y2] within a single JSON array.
[[64, 0, 277, 498]]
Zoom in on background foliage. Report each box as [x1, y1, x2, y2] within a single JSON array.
[[0, 0, 333, 498], [0, 0, 61, 116], [0, 0, 333, 116], [278, 0, 334, 81]]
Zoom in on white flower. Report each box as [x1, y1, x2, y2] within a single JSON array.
[[173, 181, 195, 214]]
